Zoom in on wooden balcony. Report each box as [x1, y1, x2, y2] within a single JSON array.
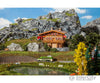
[[43, 39, 65, 43]]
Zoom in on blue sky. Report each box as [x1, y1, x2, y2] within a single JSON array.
[[0, 8, 100, 29]]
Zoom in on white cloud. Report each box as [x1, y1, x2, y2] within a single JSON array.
[[0, 8, 4, 10], [75, 8, 86, 14], [81, 15, 92, 19], [0, 18, 12, 29], [50, 8, 86, 14]]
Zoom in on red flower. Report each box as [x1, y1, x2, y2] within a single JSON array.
[[70, 73, 76, 75], [92, 57, 94, 60], [63, 35, 66, 38]]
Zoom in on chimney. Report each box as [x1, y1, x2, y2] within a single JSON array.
[[59, 28, 61, 31]]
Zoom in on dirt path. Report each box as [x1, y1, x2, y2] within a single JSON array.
[[0, 56, 37, 64]]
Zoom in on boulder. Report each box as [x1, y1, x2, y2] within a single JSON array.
[[7, 43, 24, 51], [56, 47, 69, 51], [39, 43, 46, 52], [27, 42, 39, 52], [27, 42, 45, 52]]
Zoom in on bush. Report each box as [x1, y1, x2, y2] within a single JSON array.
[[44, 43, 50, 51], [50, 48, 58, 52], [85, 33, 100, 46], [0, 44, 6, 50], [69, 34, 85, 50]]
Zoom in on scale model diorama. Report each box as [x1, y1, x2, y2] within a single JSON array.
[[0, 8, 100, 75]]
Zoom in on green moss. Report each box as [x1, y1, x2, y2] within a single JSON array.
[[65, 12, 75, 16], [31, 28, 38, 31], [22, 18, 33, 23], [4, 37, 40, 51], [40, 17, 46, 20], [0, 27, 7, 31], [10, 23, 18, 26], [23, 29, 29, 32], [76, 20, 80, 23], [47, 18, 61, 22]]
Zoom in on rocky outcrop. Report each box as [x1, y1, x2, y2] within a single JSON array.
[[56, 47, 69, 51], [7, 43, 24, 51], [0, 9, 81, 43], [27, 42, 45, 52], [27, 42, 39, 52], [81, 18, 100, 35], [39, 43, 46, 52]]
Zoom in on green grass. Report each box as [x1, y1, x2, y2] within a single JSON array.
[[4, 36, 41, 50], [0, 27, 7, 31], [66, 51, 75, 56], [5, 62, 77, 75], [10, 23, 18, 26], [0, 51, 75, 61], [0, 51, 74, 56]]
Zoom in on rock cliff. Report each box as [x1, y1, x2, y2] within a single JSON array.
[[0, 9, 81, 43], [81, 18, 100, 35]]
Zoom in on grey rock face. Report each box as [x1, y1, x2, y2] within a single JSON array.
[[7, 43, 24, 51], [27, 42, 39, 52], [27, 42, 45, 52], [82, 18, 100, 34], [0, 9, 81, 43], [56, 47, 69, 51], [39, 43, 46, 52]]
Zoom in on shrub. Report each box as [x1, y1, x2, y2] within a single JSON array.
[[85, 33, 100, 46], [0, 44, 6, 50], [69, 34, 85, 50], [44, 43, 50, 51], [50, 48, 58, 52]]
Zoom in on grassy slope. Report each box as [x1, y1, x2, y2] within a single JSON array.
[[0, 37, 75, 61], [0, 51, 75, 61], [5, 36, 39, 47]]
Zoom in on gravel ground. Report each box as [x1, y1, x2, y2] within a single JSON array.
[[0, 56, 37, 64]]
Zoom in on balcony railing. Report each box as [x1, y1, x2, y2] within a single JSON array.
[[43, 40, 65, 43]]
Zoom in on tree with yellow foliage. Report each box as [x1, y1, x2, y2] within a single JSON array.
[[74, 42, 88, 75]]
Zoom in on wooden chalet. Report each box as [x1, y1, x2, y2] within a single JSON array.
[[38, 28, 67, 48]]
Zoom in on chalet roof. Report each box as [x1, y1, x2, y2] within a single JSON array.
[[39, 30, 67, 35]]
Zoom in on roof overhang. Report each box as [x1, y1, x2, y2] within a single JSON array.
[[39, 30, 67, 36]]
